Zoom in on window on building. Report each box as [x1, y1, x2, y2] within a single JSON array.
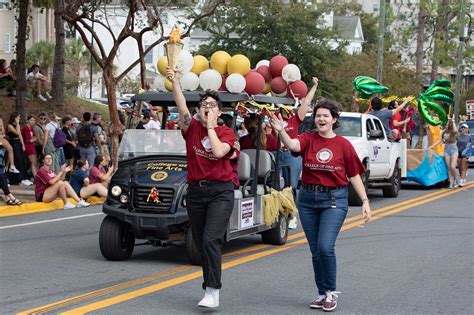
[[3, 33, 11, 53], [373, 3, 379, 12], [144, 44, 153, 64], [0, 0, 10, 10]]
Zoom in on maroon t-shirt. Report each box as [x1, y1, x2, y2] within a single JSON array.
[[35, 166, 56, 200], [183, 118, 235, 183], [296, 132, 365, 187], [239, 134, 278, 151], [284, 114, 302, 139]]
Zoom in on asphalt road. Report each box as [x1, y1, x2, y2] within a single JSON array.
[[1, 176, 473, 315]]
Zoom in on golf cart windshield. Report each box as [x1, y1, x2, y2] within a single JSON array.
[[118, 129, 186, 161]]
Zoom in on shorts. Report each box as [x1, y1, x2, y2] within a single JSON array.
[[444, 143, 458, 156], [36, 193, 44, 202]]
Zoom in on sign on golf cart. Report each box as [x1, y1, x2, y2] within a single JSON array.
[[99, 91, 296, 265]]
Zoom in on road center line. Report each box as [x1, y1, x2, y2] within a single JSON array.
[[51, 184, 472, 315], [0, 213, 103, 230]]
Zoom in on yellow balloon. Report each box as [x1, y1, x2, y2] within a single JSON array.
[[210, 51, 231, 75], [191, 55, 209, 75], [263, 81, 271, 94], [157, 56, 168, 76], [165, 78, 173, 92], [227, 54, 251, 76]]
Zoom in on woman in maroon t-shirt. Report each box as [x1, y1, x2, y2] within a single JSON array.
[[168, 67, 236, 309], [272, 99, 371, 312], [21, 115, 38, 177], [34, 154, 90, 209], [239, 114, 278, 151]]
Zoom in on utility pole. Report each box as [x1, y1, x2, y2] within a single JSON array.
[[453, 0, 466, 124], [376, 0, 385, 83]]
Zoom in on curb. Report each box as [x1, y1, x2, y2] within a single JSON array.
[[0, 197, 105, 217]]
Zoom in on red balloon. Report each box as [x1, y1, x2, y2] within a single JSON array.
[[270, 77, 288, 94], [287, 80, 308, 99], [219, 74, 228, 91], [244, 72, 265, 95], [257, 65, 272, 82], [269, 55, 288, 77]]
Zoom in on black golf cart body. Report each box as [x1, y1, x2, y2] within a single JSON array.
[[99, 92, 295, 264]]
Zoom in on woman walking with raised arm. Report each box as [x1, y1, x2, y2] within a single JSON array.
[[167, 67, 236, 309], [272, 98, 371, 312]]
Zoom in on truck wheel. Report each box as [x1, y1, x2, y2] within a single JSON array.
[[261, 214, 289, 245], [185, 228, 202, 266], [99, 215, 135, 261], [348, 170, 369, 206], [383, 164, 401, 198]]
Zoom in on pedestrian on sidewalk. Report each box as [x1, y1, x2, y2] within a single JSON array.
[[21, 115, 38, 177], [271, 99, 372, 312], [7, 112, 32, 186], [77, 112, 97, 168], [169, 67, 236, 309], [34, 154, 89, 209], [0, 113, 20, 174]]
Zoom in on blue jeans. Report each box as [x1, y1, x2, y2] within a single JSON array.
[[297, 186, 349, 295], [279, 150, 302, 188], [79, 146, 96, 169]]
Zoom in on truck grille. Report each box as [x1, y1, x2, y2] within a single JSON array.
[[133, 187, 175, 213]]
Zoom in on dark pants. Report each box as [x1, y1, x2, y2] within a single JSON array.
[[0, 168, 11, 195], [186, 181, 234, 290], [297, 186, 349, 295]]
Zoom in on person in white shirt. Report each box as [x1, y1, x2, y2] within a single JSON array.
[[144, 110, 161, 130], [26, 64, 52, 101]]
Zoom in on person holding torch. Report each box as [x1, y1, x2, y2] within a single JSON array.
[[271, 98, 371, 312], [166, 28, 236, 309]]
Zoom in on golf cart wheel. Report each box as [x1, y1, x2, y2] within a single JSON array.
[[262, 214, 289, 245], [186, 228, 202, 266], [99, 215, 135, 261]]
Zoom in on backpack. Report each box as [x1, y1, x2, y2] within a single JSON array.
[[77, 125, 94, 148], [53, 127, 67, 148]]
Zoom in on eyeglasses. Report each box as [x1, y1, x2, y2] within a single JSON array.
[[200, 101, 218, 108], [40, 117, 47, 120], [44, 157, 52, 160]]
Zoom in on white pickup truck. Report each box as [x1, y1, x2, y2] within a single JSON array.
[[336, 112, 407, 206]]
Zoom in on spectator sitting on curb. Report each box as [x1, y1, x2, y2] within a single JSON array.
[[34, 154, 90, 209], [26, 64, 52, 101], [89, 154, 114, 187], [0, 148, 22, 205], [70, 159, 108, 199]]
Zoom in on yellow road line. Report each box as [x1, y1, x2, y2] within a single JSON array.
[[56, 184, 473, 315]]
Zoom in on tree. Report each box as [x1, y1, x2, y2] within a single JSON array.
[[52, 0, 65, 102], [13, 0, 29, 117], [415, 0, 426, 82], [26, 41, 55, 71], [196, 0, 346, 96], [63, 0, 222, 166]]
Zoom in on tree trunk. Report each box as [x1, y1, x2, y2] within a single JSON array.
[[415, 0, 426, 83], [52, 0, 65, 102], [103, 68, 122, 169], [430, 0, 449, 83], [15, 0, 30, 117]]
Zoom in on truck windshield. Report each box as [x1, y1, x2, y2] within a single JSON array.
[[336, 116, 362, 137], [118, 129, 186, 161]]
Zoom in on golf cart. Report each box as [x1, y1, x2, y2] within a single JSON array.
[[99, 92, 295, 264]]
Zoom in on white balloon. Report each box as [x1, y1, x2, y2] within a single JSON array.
[[282, 64, 301, 83], [153, 74, 166, 92], [199, 69, 222, 91], [181, 72, 200, 91], [256, 59, 270, 69], [177, 50, 194, 73], [225, 73, 246, 93]]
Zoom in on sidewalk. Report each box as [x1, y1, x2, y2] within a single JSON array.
[[0, 184, 105, 217]]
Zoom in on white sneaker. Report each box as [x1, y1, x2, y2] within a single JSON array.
[[198, 287, 219, 308], [9, 165, 20, 173], [64, 202, 76, 209], [20, 179, 32, 186], [459, 179, 465, 187], [288, 216, 298, 230], [76, 199, 90, 207], [38, 94, 47, 101], [45, 91, 53, 99]]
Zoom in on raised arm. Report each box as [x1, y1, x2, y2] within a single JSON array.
[[393, 97, 413, 116], [297, 77, 319, 121], [271, 114, 301, 152], [167, 68, 192, 134]]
